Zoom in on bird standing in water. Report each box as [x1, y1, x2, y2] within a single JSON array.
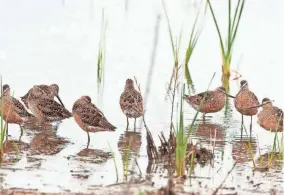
[[233, 80, 259, 139], [184, 86, 228, 121], [120, 79, 144, 130], [249, 98, 283, 132], [25, 88, 72, 123], [0, 84, 34, 137], [21, 84, 65, 109], [72, 96, 116, 148]]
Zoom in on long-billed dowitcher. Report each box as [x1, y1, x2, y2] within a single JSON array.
[[72, 96, 116, 148], [234, 80, 259, 139], [184, 86, 228, 121], [21, 84, 65, 109], [1, 84, 34, 136], [120, 79, 144, 130], [26, 91, 71, 123], [250, 98, 283, 132]]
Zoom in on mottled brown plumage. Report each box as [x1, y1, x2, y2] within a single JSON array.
[[21, 84, 65, 108], [256, 98, 283, 132], [27, 92, 71, 123], [184, 86, 226, 120], [234, 80, 259, 116], [234, 80, 259, 139], [120, 79, 144, 130], [72, 96, 116, 148], [0, 84, 33, 136]]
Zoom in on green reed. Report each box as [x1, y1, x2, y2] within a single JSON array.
[[278, 131, 284, 160], [162, 0, 182, 90], [0, 78, 7, 162], [97, 9, 108, 101], [175, 84, 186, 176], [184, 12, 201, 89], [207, 0, 245, 76], [269, 117, 284, 163]]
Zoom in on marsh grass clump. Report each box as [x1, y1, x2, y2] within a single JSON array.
[[207, 0, 245, 77], [175, 85, 187, 176], [244, 120, 284, 171], [162, 0, 201, 93], [174, 73, 215, 176]]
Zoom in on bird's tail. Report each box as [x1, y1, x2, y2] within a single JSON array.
[[101, 119, 116, 131]]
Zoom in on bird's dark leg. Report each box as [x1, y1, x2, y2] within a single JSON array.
[[250, 116, 252, 141], [5, 123, 9, 140], [126, 117, 129, 131], [87, 132, 90, 149], [241, 115, 243, 142], [19, 125, 24, 141], [134, 118, 137, 131], [202, 113, 205, 122]]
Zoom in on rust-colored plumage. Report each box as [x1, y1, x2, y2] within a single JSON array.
[[234, 80, 259, 139], [120, 79, 144, 130], [184, 86, 226, 120], [256, 98, 283, 132], [26, 91, 71, 123], [72, 96, 116, 148], [0, 84, 34, 136], [21, 84, 65, 108]]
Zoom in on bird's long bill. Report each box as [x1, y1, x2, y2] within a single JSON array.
[[247, 101, 271, 109], [56, 95, 65, 107], [219, 90, 236, 99]]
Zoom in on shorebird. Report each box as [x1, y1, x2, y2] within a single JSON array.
[[184, 86, 229, 121], [72, 96, 116, 148], [120, 79, 144, 130], [249, 98, 283, 132], [26, 90, 72, 123], [0, 84, 34, 137], [21, 84, 65, 109], [233, 80, 259, 139]]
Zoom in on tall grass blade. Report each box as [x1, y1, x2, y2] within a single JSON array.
[[206, 0, 225, 58], [162, 0, 176, 61], [184, 9, 201, 89], [108, 142, 119, 182], [97, 9, 108, 105], [162, 0, 182, 90], [229, 0, 245, 54]]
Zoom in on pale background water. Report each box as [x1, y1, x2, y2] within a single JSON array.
[[0, 0, 283, 194]]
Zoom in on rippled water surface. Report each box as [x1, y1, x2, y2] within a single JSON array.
[[0, 0, 283, 194]]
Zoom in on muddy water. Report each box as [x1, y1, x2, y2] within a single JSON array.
[[0, 0, 283, 194]]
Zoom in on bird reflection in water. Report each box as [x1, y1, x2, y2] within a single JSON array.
[[194, 122, 225, 147], [1, 139, 29, 165], [26, 121, 69, 156], [232, 136, 257, 164], [117, 131, 142, 181]]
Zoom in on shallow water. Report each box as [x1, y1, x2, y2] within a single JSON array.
[[0, 0, 283, 194]]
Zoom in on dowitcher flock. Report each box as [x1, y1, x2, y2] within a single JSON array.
[[0, 79, 283, 149]]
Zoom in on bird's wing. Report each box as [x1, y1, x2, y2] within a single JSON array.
[[12, 97, 33, 117]]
